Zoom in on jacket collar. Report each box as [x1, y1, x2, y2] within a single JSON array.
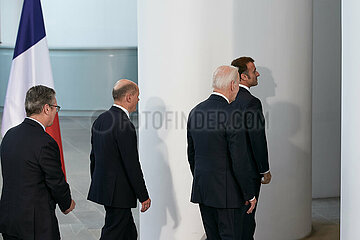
[[112, 104, 130, 118], [110, 106, 129, 117], [238, 87, 251, 94], [211, 92, 229, 103], [239, 84, 250, 92], [208, 94, 229, 104], [23, 117, 45, 131]]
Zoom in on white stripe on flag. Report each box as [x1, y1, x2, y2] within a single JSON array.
[[1, 37, 54, 137]]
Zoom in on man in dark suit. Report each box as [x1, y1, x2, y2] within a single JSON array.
[[187, 66, 257, 240], [0, 85, 75, 240], [231, 57, 271, 239], [88, 79, 151, 240]]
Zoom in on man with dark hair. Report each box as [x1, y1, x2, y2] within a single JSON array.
[[187, 66, 257, 240], [88, 79, 151, 240], [231, 57, 271, 239], [0, 85, 75, 240]]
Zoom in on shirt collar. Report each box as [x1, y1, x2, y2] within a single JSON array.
[[211, 92, 230, 104], [113, 104, 130, 118], [26, 117, 46, 131], [239, 84, 250, 91]]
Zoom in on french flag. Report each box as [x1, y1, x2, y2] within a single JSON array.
[[1, 0, 67, 178]]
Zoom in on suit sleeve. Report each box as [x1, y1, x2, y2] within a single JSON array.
[[116, 122, 149, 203], [187, 114, 195, 175], [245, 98, 270, 174], [89, 129, 95, 179], [39, 139, 71, 212], [226, 111, 257, 201]]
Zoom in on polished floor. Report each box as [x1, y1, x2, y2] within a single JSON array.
[[302, 198, 340, 240], [0, 116, 339, 240]]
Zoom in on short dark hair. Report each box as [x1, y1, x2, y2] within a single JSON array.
[[112, 82, 138, 100], [25, 85, 56, 117], [231, 57, 254, 76]]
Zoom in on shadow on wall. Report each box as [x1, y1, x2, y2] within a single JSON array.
[[252, 67, 277, 129], [140, 97, 180, 240], [252, 67, 311, 239]]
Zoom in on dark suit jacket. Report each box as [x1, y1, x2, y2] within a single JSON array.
[[232, 87, 269, 176], [87, 106, 149, 208], [187, 94, 256, 209], [0, 118, 71, 240]]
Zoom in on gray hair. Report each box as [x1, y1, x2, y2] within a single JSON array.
[[25, 85, 56, 116], [212, 65, 239, 90]]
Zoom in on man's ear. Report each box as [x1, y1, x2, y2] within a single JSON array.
[[125, 93, 132, 103], [240, 73, 248, 81], [43, 104, 50, 115], [231, 81, 236, 91]]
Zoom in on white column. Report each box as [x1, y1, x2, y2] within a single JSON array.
[[312, 0, 341, 199], [233, 1, 313, 240], [341, 0, 360, 238], [138, 1, 312, 239]]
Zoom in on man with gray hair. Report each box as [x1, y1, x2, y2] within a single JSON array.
[[187, 66, 257, 239], [88, 79, 150, 240], [0, 85, 75, 240]]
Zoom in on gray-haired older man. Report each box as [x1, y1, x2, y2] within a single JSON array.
[[187, 66, 257, 240], [0, 85, 75, 240]]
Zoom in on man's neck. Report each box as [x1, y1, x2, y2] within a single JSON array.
[[239, 82, 251, 88]]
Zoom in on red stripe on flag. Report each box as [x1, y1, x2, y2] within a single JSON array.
[[46, 113, 66, 180]]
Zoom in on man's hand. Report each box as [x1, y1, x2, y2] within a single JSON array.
[[63, 199, 76, 215], [141, 198, 151, 212], [261, 171, 272, 184], [245, 198, 257, 214]]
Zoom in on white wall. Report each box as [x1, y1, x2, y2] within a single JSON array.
[[312, 0, 341, 198], [137, 2, 234, 238], [0, 0, 137, 48], [138, 0, 312, 239], [0, 0, 22, 46], [341, 0, 360, 238], [234, 1, 313, 239]]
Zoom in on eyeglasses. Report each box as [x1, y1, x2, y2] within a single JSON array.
[[49, 104, 61, 113]]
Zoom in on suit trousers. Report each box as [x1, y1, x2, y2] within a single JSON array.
[[241, 179, 262, 240], [2, 233, 22, 240], [100, 207, 137, 240], [199, 204, 246, 240]]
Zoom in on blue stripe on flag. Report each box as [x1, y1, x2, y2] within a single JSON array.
[[13, 0, 46, 59]]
